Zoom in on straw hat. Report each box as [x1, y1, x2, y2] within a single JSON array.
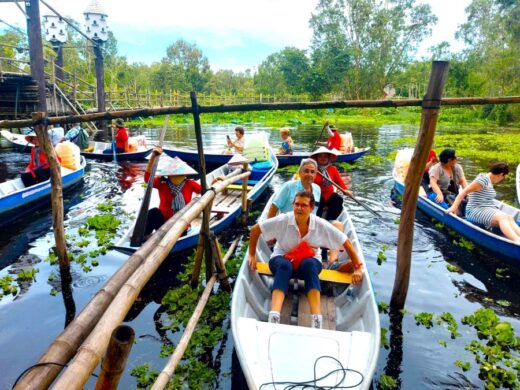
[[155, 156, 198, 177], [25, 131, 38, 143], [227, 153, 250, 166], [310, 146, 340, 161]]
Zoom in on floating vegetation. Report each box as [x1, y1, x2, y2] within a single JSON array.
[[381, 327, 390, 349], [414, 312, 434, 328], [455, 360, 471, 372], [377, 244, 389, 265], [437, 312, 461, 339], [17, 268, 38, 282], [453, 237, 475, 251], [446, 263, 462, 273], [378, 373, 398, 389], [495, 267, 510, 279], [0, 275, 18, 298], [439, 339, 447, 348], [378, 301, 389, 314]]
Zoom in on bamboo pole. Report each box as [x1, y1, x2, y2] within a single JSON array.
[[3, 96, 520, 129], [94, 325, 135, 390], [151, 237, 241, 390], [51, 173, 250, 389], [190, 235, 205, 287], [390, 61, 450, 309], [241, 162, 248, 225], [14, 204, 195, 389], [209, 234, 230, 291]]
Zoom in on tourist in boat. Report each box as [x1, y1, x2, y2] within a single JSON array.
[[421, 149, 439, 192], [310, 147, 351, 222], [63, 123, 90, 150], [20, 132, 59, 187], [143, 146, 201, 236], [248, 191, 363, 329], [224, 126, 245, 154], [103, 118, 129, 154], [428, 149, 468, 208], [48, 124, 64, 146], [278, 128, 294, 155], [447, 162, 520, 243], [267, 158, 321, 217], [325, 122, 341, 151]]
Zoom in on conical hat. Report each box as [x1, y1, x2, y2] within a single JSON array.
[[25, 131, 37, 143], [310, 146, 341, 160], [227, 153, 250, 166], [155, 155, 198, 176]]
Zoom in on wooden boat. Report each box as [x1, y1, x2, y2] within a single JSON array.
[[393, 149, 520, 262], [81, 137, 153, 161], [0, 156, 86, 226], [0, 130, 34, 152], [114, 148, 278, 254], [163, 146, 370, 167], [231, 195, 380, 389], [516, 164, 520, 205]]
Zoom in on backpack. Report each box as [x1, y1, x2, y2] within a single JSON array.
[[76, 128, 90, 150]]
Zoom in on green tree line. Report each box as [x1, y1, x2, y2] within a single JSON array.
[[1, 0, 518, 122]]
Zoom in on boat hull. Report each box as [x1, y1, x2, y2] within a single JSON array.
[[0, 157, 86, 226], [163, 146, 370, 167], [231, 194, 380, 389], [81, 148, 152, 161], [393, 176, 520, 262], [0, 130, 34, 153]]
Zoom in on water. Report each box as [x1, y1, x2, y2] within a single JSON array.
[[0, 122, 519, 389]]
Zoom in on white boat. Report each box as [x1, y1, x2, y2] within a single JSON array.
[[0, 130, 34, 152], [231, 194, 380, 389]]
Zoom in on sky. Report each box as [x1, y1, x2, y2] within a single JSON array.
[[0, 0, 471, 72]]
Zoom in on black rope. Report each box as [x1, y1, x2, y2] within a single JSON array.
[[259, 355, 364, 389], [12, 362, 98, 389]]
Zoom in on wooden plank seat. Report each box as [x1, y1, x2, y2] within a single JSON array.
[[256, 262, 352, 284], [226, 184, 253, 191]]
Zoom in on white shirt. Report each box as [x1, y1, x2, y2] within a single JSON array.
[[259, 212, 347, 262], [48, 126, 64, 146]]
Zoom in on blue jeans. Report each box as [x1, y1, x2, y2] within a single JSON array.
[[427, 191, 453, 209], [268, 255, 322, 294]]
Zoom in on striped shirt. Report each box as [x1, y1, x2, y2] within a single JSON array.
[[466, 174, 498, 227]]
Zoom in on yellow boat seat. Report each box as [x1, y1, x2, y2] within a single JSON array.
[[256, 261, 352, 284]]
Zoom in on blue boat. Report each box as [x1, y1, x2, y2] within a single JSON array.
[[81, 139, 153, 161], [0, 156, 86, 226], [163, 146, 370, 167], [115, 148, 279, 254], [393, 153, 520, 262]]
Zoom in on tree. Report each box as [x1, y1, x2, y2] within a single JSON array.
[[165, 39, 211, 91], [254, 53, 287, 95], [309, 0, 437, 99]]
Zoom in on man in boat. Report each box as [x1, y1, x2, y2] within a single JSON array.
[[248, 191, 363, 329], [103, 118, 129, 154], [143, 147, 201, 236], [20, 132, 60, 187], [224, 126, 245, 154], [48, 124, 64, 146], [267, 158, 321, 217]]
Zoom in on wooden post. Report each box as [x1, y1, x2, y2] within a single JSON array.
[[53, 42, 64, 82], [241, 162, 248, 225], [26, 0, 47, 112], [93, 43, 107, 138], [209, 234, 230, 291], [390, 61, 449, 309], [190, 91, 214, 280], [94, 325, 135, 390]]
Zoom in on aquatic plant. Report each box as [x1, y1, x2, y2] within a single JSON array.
[[378, 373, 398, 389], [414, 312, 434, 328]]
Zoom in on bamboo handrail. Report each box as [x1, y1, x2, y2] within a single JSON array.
[[151, 236, 241, 390], [2, 96, 520, 129], [51, 172, 250, 390]]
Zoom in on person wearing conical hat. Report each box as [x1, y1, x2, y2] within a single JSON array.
[[310, 147, 352, 222], [144, 146, 201, 236], [103, 118, 129, 154]]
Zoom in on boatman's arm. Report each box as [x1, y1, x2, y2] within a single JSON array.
[[248, 224, 262, 272]]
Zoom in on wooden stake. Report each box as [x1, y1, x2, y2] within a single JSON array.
[[390, 61, 450, 309], [151, 237, 241, 390], [241, 162, 248, 225], [94, 325, 135, 390], [209, 234, 230, 292], [190, 234, 205, 287]]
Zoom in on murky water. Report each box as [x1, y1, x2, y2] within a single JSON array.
[[0, 122, 519, 389]]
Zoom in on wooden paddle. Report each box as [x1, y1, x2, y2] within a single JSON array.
[[316, 170, 383, 218], [111, 125, 117, 163], [130, 116, 170, 246], [313, 122, 328, 148]]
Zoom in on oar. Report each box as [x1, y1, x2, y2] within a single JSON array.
[[130, 116, 170, 247], [313, 122, 328, 148], [316, 170, 383, 218], [111, 125, 117, 163]]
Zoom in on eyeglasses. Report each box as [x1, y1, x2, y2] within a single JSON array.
[[293, 202, 311, 209]]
